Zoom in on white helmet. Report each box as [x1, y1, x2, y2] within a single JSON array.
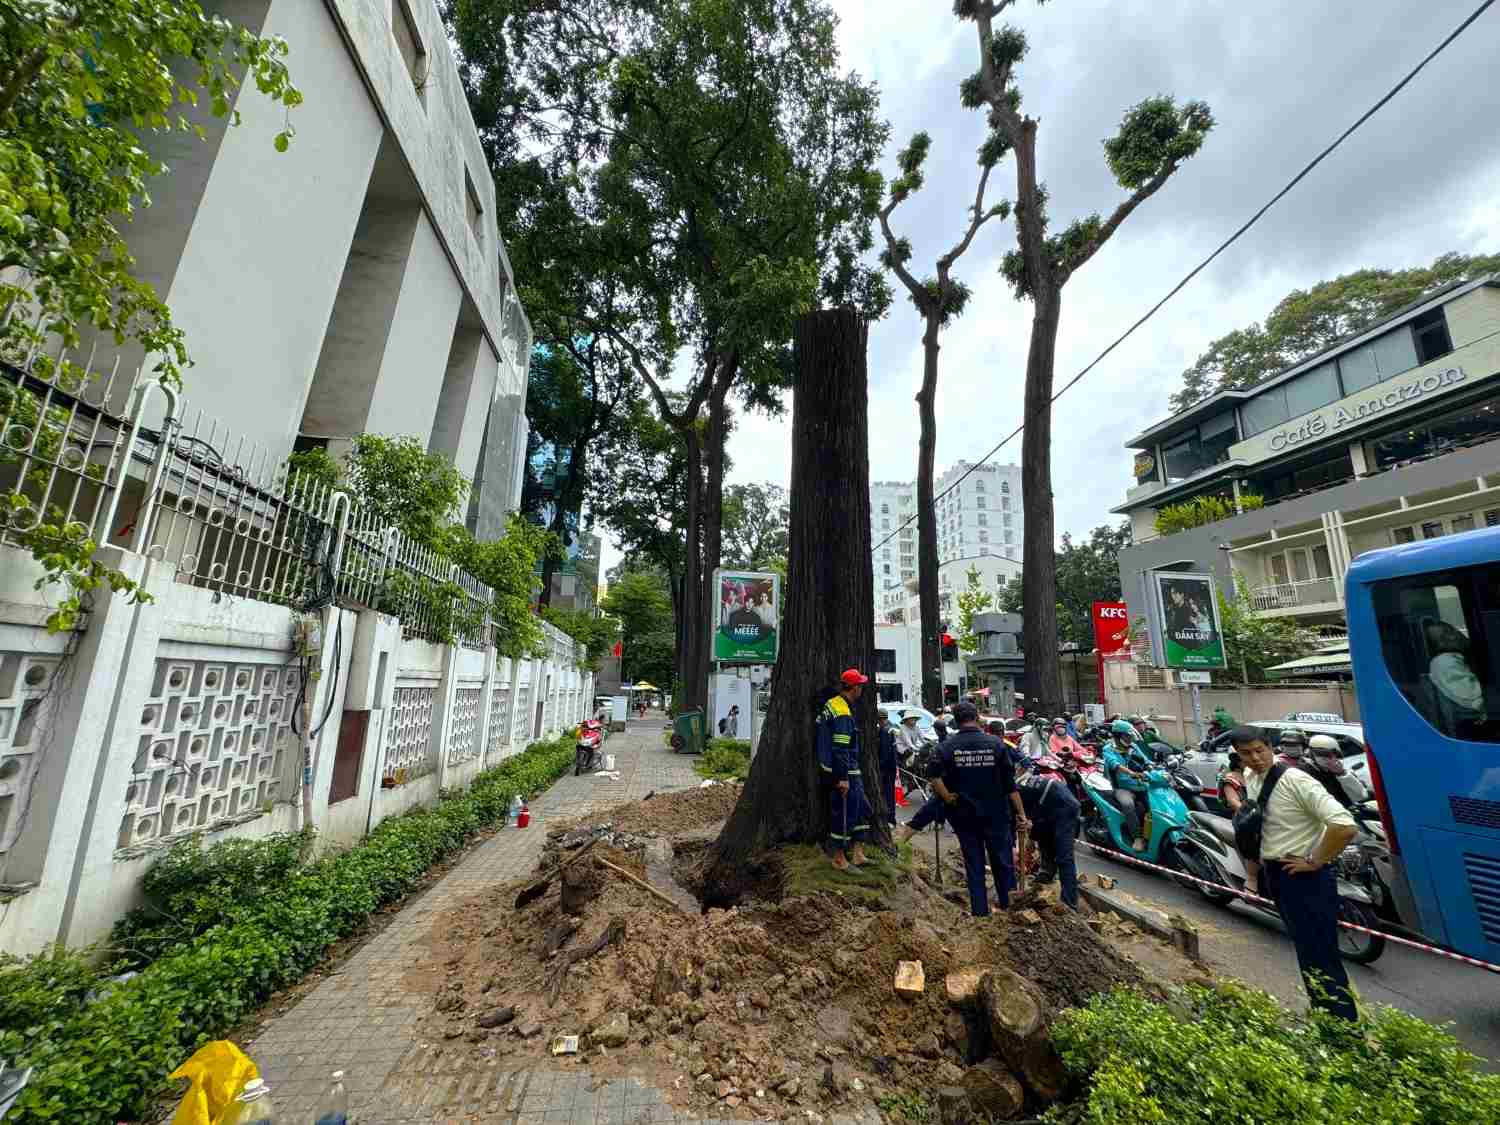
[[1307, 734, 1340, 752]]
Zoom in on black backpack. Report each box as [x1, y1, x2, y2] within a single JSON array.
[[1232, 763, 1287, 861]]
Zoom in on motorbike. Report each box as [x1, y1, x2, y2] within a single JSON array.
[[574, 719, 605, 775], [1080, 757, 1204, 880], [1180, 808, 1386, 963]]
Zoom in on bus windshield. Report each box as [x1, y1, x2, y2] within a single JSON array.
[[1347, 531, 1500, 963]]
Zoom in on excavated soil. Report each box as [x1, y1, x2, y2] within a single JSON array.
[[407, 792, 1187, 1120]]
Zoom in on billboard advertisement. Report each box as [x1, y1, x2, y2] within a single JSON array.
[[1152, 572, 1227, 670], [1091, 601, 1131, 660], [712, 569, 779, 663]]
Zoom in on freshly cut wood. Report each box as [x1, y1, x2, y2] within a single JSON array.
[[894, 960, 925, 997], [978, 969, 1066, 1101], [547, 915, 626, 1006], [595, 855, 685, 912], [936, 1085, 974, 1125], [514, 836, 601, 908], [560, 862, 602, 915], [649, 954, 683, 1005], [961, 1059, 1025, 1120], [476, 1005, 516, 1028], [945, 967, 990, 1006]]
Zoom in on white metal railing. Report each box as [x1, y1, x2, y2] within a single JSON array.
[[1249, 577, 1338, 611]]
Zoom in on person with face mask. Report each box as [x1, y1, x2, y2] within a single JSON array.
[[1102, 719, 1148, 852]]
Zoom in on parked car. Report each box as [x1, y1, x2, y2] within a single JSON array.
[[878, 702, 940, 744], [1182, 719, 1369, 799]]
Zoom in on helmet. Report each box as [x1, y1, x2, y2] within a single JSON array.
[[1278, 728, 1308, 751], [1306, 733, 1344, 773], [1110, 718, 1137, 737], [1307, 734, 1339, 752]]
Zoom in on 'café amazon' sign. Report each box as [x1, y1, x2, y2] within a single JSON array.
[[1230, 360, 1484, 465]]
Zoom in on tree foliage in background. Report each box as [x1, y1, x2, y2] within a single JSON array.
[[1153, 491, 1265, 537], [540, 605, 618, 671], [1217, 573, 1321, 683], [721, 482, 790, 571], [955, 1, 1214, 710], [997, 523, 1130, 649], [954, 564, 994, 653], [0, 0, 300, 378], [601, 569, 676, 689], [449, 0, 891, 711], [1170, 250, 1500, 411]]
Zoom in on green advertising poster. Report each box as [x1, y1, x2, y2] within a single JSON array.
[[712, 569, 779, 663], [1153, 572, 1227, 670]]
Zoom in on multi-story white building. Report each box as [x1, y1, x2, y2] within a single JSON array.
[[879, 553, 1023, 625], [870, 462, 1023, 611]]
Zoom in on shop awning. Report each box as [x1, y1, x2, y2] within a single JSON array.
[[1265, 652, 1352, 679], [631, 681, 659, 691]]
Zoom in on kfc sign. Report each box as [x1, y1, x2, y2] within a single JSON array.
[[1092, 601, 1131, 659]]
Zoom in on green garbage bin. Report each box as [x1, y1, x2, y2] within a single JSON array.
[[671, 709, 705, 756]]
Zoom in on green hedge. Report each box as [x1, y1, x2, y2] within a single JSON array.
[[1049, 983, 1500, 1124], [0, 732, 576, 1124], [695, 738, 751, 781]]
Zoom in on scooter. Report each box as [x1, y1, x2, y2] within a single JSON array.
[[1080, 758, 1201, 876], [1180, 808, 1386, 963], [574, 719, 605, 776]]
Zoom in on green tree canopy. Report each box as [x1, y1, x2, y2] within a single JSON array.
[[955, 564, 995, 653], [601, 569, 676, 688], [1170, 250, 1500, 412], [721, 483, 789, 571], [1217, 574, 1322, 683]]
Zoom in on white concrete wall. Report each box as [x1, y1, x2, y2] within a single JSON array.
[[0, 542, 586, 957]]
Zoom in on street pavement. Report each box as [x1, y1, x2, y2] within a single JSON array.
[[1078, 842, 1500, 1067], [245, 717, 883, 1125]]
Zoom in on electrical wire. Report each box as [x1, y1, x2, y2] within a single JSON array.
[[871, 0, 1498, 557]]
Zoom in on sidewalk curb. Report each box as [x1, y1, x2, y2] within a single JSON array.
[[1080, 884, 1202, 960]]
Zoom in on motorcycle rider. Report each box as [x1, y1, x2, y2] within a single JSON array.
[[1301, 734, 1358, 810], [1277, 727, 1309, 764], [1048, 717, 1083, 758], [897, 711, 926, 763], [1102, 718, 1149, 852]]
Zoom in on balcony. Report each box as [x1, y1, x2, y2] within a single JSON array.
[[1248, 577, 1339, 613]]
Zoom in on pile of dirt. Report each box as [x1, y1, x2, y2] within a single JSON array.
[[556, 782, 743, 839], [408, 821, 1163, 1121]]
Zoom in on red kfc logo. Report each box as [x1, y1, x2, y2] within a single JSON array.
[[1092, 601, 1131, 657]]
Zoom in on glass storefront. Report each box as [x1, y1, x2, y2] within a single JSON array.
[[1247, 446, 1355, 501], [1369, 398, 1500, 471]]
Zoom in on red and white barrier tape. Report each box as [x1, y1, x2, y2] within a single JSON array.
[[1079, 840, 1500, 974]]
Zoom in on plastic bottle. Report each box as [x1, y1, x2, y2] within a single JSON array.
[[313, 1070, 348, 1125], [223, 1078, 277, 1125]]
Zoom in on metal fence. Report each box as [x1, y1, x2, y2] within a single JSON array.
[[2, 343, 571, 660]]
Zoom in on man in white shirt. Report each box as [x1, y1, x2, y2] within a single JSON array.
[[1234, 726, 1359, 1021]]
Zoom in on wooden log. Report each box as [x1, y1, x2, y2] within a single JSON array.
[[595, 855, 685, 912], [515, 836, 601, 908], [936, 1086, 974, 1125], [961, 1059, 1025, 1120], [547, 915, 626, 1006], [560, 862, 602, 915], [978, 969, 1066, 1102], [538, 917, 580, 958], [649, 954, 683, 1006]]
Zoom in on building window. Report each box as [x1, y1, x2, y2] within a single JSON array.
[[978, 514, 988, 526], [881, 503, 890, 514], [976, 480, 985, 492], [977, 496, 986, 509], [1004, 531, 1013, 544], [1339, 327, 1418, 394], [392, 0, 430, 107], [1369, 399, 1500, 472], [1413, 307, 1453, 363], [875, 648, 898, 675], [463, 167, 485, 248], [882, 519, 891, 531], [883, 563, 891, 574], [979, 530, 989, 542], [1392, 526, 1415, 545], [1001, 481, 1010, 494]]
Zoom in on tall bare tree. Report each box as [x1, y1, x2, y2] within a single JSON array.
[[956, 0, 1214, 706], [876, 133, 1010, 709]]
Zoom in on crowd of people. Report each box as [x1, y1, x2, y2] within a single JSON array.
[[813, 673, 1361, 1023]]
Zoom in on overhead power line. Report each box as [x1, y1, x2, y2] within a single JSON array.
[[872, 0, 1497, 558]]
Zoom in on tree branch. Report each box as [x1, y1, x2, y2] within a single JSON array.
[[939, 160, 996, 270], [876, 201, 927, 306], [1061, 164, 1176, 281]]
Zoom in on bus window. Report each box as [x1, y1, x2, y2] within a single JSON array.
[[1372, 566, 1500, 742]]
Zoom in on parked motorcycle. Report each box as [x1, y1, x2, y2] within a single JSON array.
[[574, 719, 604, 776], [1180, 808, 1386, 963]]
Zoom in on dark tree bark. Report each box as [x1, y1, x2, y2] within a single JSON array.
[[1020, 287, 1062, 711], [679, 432, 705, 709], [915, 311, 943, 710], [701, 308, 884, 906], [692, 355, 737, 713]]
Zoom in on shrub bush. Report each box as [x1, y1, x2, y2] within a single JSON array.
[[1153, 490, 1265, 536], [1049, 983, 1500, 1124], [696, 738, 752, 781], [0, 733, 576, 1124]]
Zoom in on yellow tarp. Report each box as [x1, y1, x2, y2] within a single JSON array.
[[169, 1041, 259, 1125]]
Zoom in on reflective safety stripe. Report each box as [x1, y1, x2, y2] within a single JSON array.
[[819, 764, 833, 773], [831, 734, 852, 743], [846, 769, 862, 776], [829, 831, 850, 841]]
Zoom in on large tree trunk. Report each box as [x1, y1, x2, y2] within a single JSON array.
[[679, 431, 705, 710], [701, 308, 883, 905], [1020, 286, 1062, 712], [915, 313, 943, 710], [694, 356, 736, 716]]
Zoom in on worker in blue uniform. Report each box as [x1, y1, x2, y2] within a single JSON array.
[[878, 715, 900, 826], [1018, 770, 1081, 908], [817, 668, 871, 870], [927, 701, 1029, 915]]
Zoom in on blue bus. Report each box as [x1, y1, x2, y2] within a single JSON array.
[[1346, 527, 1500, 963]]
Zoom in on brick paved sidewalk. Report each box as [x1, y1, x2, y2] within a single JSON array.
[[246, 716, 756, 1124]]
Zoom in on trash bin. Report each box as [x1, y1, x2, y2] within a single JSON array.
[[671, 710, 705, 756]]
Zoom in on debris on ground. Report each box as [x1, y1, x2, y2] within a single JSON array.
[[408, 791, 1198, 1121]]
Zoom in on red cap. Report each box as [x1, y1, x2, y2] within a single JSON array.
[[840, 668, 869, 687]]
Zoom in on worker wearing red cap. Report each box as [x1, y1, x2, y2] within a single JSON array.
[[817, 668, 871, 870]]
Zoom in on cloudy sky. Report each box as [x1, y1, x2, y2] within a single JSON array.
[[600, 0, 1500, 573]]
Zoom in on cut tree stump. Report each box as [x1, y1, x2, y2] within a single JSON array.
[[515, 836, 601, 908], [539, 918, 580, 958], [961, 1059, 1025, 1120], [978, 968, 1067, 1102], [936, 1085, 974, 1125], [547, 915, 626, 1006], [560, 862, 602, 916]]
